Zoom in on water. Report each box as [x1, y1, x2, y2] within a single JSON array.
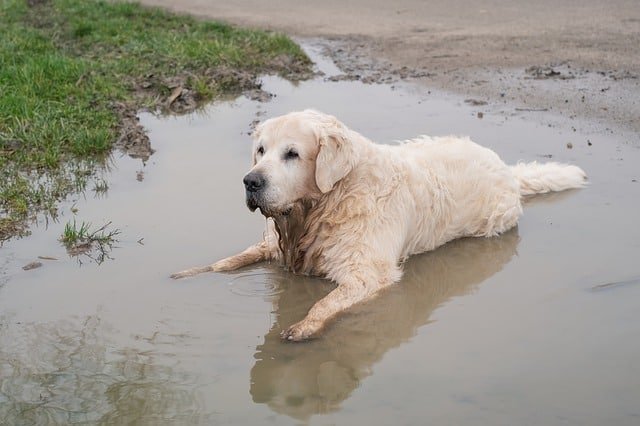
[[1, 45, 639, 425]]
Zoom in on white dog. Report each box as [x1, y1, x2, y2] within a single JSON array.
[[172, 110, 586, 341]]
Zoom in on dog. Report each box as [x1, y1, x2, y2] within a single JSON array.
[[171, 109, 586, 341]]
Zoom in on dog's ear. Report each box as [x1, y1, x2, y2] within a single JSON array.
[[314, 114, 357, 193], [251, 122, 264, 166]]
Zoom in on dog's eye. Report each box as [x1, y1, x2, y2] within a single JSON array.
[[285, 149, 299, 160], [257, 146, 264, 155]]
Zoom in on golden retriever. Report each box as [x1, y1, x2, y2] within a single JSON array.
[[171, 110, 586, 341]]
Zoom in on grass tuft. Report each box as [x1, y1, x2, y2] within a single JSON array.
[[0, 0, 312, 242], [60, 220, 120, 264], [92, 179, 109, 194]]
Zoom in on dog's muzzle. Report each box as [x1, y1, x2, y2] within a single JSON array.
[[242, 171, 292, 216], [243, 171, 265, 212]]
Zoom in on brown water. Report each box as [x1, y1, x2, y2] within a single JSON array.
[[1, 45, 639, 425]]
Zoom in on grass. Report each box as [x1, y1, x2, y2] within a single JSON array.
[[92, 178, 109, 194], [0, 0, 312, 242], [60, 220, 120, 247], [60, 219, 120, 263]]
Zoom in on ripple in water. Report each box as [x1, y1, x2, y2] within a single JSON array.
[[227, 272, 285, 298]]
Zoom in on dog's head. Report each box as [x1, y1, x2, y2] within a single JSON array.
[[244, 110, 357, 217]]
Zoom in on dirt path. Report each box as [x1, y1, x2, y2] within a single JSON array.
[[140, 0, 640, 134]]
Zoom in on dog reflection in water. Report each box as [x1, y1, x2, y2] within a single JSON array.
[[250, 229, 519, 420]]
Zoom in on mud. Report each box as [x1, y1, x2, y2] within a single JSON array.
[[117, 63, 312, 162], [112, 102, 154, 161], [140, 0, 640, 134], [318, 37, 640, 136], [1, 47, 639, 424]]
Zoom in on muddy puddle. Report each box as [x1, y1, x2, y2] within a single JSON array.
[[1, 44, 640, 425]]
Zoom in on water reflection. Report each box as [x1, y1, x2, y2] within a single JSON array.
[[0, 315, 208, 425], [250, 229, 520, 420]]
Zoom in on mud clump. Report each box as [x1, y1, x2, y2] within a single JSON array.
[[465, 99, 488, 106], [266, 54, 316, 81], [245, 89, 275, 102], [22, 261, 43, 271], [112, 102, 154, 162], [319, 39, 436, 85], [525, 65, 575, 80]]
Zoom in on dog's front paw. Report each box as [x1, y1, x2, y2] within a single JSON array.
[[170, 264, 219, 279], [280, 319, 322, 342], [170, 270, 193, 280], [170, 266, 209, 279]]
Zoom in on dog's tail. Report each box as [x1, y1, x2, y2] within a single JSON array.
[[510, 162, 587, 196]]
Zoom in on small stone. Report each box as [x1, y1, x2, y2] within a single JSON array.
[[566, 142, 573, 149], [22, 261, 43, 271], [464, 99, 487, 106]]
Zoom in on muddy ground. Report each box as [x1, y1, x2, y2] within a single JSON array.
[[2, 2, 640, 424], [140, 0, 640, 135]]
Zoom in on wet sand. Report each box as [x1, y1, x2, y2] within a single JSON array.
[[140, 0, 640, 134]]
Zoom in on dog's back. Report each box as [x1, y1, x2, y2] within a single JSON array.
[[372, 135, 585, 259]]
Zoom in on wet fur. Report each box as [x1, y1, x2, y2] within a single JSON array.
[[171, 109, 587, 341]]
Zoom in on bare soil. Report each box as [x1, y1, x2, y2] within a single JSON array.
[[140, 0, 640, 134]]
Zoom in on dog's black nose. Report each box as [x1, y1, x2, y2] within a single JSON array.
[[243, 172, 265, 192]]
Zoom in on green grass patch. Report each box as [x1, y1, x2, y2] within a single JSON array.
[[60, 219, 120, 263], [60, 220, 120, 247], [0, 0, 312, 242]]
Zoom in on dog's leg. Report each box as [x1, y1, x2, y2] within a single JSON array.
[[281, 272, 395, 341], [170, 241, 271, 279]]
